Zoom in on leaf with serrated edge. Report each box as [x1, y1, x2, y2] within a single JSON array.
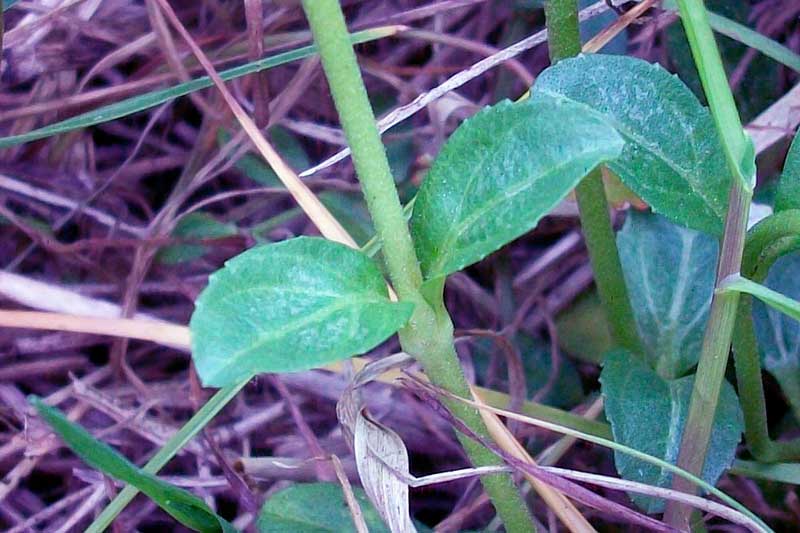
[[617, 211, 718, 378], [600, 350, 743, 513], [753, 253, 800, 420], [411, 98, 624, 280], [190, 237, 413, 387], [776, 134, 800, 212], [257, 482, 390, 533], [533, 54, 729, 235]]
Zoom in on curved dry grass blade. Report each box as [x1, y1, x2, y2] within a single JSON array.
[[437, 385, 771, 532], [472, 386, 597, 533], [331, 455, 370, 533], [152, 0, 355, 248], [0, 310, 190, 348], [542, 466, 767, 532]]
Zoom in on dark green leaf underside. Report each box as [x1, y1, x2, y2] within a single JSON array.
[[601, 350, 743, 513], [617, 211, 718, 378], [533, 53, 729, 235]]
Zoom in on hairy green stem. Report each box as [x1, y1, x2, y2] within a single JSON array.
[[574, 173, 644, 354], [664, 0, 753, 527], [544, 0, 643, 354], [300, 1, 420, 299], [301, 1, 534, 531]]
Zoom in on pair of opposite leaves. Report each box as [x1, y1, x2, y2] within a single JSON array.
[[190, 53, 731, 388]]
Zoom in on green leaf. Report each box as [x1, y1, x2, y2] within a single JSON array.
[[555, 290, 614, 365], [319, 192, 376, 248], [776, 134, 800, 212], [600, 350, 743, 513], [471, 333, 584, 409], [410, 98, 624, 280], [532, 54, 729, 235], [732, 459, 800, 485], [229, 126, 310, 188], [752, 253, 800, 420], [617, 211, 719, 378], [257, 482, 390, 533], [190, 237, 413, 387], [158, 213, 238, 265], [29, 397, 237, 533], [0, 27, 396, 149]]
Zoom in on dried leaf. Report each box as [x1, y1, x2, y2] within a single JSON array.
[[354, 412, 415, 533]]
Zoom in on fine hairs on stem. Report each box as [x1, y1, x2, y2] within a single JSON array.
[[300, 0, 536, 531]]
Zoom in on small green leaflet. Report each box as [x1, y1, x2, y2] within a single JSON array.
[[226, 126, 310, 188], [158, 213, 238, 265], [776, 133, 800, 212], [257, 482, 390, 532], [411, 98, 623, 281], [532, 54, 729, 235], [750, 253, 800, 419], [190, 237, 413, 387], [600, 350, 743, 513], [30, 397, 237, 533], [617, 211, 718, 378]]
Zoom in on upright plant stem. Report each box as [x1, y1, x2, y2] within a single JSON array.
[[733, 212, 800, 463], [544, 0, 643, 355], [300, 1, 534, 531], [663, 0, 753, 528]]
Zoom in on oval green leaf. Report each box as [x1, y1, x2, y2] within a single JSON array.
[[617, 211, 719, 378], [158, 213, 238, 265], [190, 237, 413, 387], [410, 98, 624, 280], [257, 482, 390, 533], [533, 54, 729, 235], [600, 350, 743, 513]]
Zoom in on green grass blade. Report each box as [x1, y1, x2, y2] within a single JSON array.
[[0, 26, 398, 149], [662, 0, 800, 73], [732, 460, 800, 485], [86, 380, 248, 533], [30, 396, 238, 532], [720, 274, 800, 321]]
